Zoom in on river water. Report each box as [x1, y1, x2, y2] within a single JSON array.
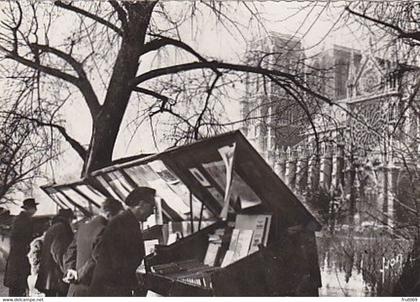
[[316, 232, 413, 296]]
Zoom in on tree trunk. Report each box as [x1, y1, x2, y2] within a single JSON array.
[[83, 2, 157, 176]]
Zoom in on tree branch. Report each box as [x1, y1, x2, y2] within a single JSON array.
[[3, 151, 62, 198], [31, 43, 85, 77], [54, 0, 123, 36], [194, 74, 220, 139], [2, 130, 31, 183], [142, 36, 203, 57], [108, 1, 127, 32], [37, 120, 87, 161], [134, 87, 182, 119], [131, 61, 331, 105], [392, 74, 420, 135], [0, 43, 100, 117], [142, 34, 221, 76], [345, 6, 403, 33], [133, 86, 169, 103], [0, 45, 79, 84], [345, 6, 420, 42], [149, 106, 195, 130], [0, 111, 87, 161], [30, 43, 101, 116], [3, 1, 23, 53]]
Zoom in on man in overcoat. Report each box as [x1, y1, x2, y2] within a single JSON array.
[[35, 208, 74, 296], [88, 187, 156, 296], [4, 198, 38, 296], [63, 198, 123, 296]]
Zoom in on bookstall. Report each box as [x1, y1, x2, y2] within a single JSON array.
[[41, 130, 322, 296]]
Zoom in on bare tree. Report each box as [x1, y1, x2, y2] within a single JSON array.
[[345, 3, 420, 45], [0, 98, 60, 203], [0, 1, 331, 177]]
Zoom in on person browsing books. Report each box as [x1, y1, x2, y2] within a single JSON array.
[[35, 209, 74, 297], [63, 198, 123, 296], [88, 186, 156, 296]]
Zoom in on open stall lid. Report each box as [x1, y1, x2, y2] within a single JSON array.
[[41, 131, 321, 230]]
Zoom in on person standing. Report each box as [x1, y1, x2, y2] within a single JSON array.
[[35, 209, 74, 297], [63, 198, 123, 296], [4, 198, 38, 296], [88, 187, 156, 296]]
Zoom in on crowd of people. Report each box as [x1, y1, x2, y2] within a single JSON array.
[[3, 186, 157, 297]]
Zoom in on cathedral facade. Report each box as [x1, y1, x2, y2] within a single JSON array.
[[241, 33, 420, 234]]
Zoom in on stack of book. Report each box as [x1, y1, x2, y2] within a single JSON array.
[[176, 266, 220, 289], [151, 259, 200, 274], [151, 259, 220, 289]]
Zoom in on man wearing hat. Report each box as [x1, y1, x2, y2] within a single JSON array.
[[89, 187, 156, 296], [35, 208, 75, 296], [4, 198, 38, 296], [63, 198, 123, 296]]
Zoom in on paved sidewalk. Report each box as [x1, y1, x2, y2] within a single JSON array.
[[0, 273, 8, 296], [0, 273, 44, 297]]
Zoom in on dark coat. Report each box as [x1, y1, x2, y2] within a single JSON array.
[[35, 217, 74, 295], [64, 215, 107, 296], [88, 210, 145, 296], [4, 211, 34, 289]]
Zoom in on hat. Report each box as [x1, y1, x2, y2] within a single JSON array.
[[21, 198, 39, 210], [57, 208, 75, 220], [101, 198, 123, 216], [125, 187, 156, 207]]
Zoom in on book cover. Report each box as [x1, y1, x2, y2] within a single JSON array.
[[144, 239, 159, 255], [248, 216, 267, 254], [232, 229, 253, 261], [167, 233, 178, 245], [203, 242, 221, 266], [228, 228, 240, 251], [221, 250, 234, 268]]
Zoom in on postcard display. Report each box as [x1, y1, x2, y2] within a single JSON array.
[[41, 131, 322, 296]]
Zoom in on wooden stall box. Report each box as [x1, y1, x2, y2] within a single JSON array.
[[41, 130, 322, 296]]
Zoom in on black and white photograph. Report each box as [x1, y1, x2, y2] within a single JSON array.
[[0, 0, 419, 298]]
